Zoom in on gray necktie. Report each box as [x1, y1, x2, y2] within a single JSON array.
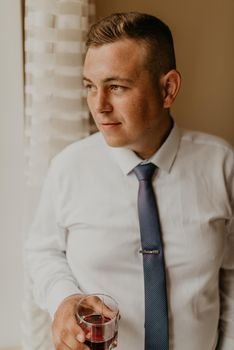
[[134, 163, 169, 350]]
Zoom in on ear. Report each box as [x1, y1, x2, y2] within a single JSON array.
[[160, 70, 181, 108]]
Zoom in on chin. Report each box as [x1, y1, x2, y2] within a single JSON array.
[[102, 134, 128, 148]]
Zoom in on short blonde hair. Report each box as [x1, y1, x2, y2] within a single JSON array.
[[86, 12, 176, 80]]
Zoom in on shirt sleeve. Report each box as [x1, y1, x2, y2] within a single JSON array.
[[218, 149, 234, 349], [25, 160, 82, 318]]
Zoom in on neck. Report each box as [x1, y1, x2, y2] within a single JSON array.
[[136, 116, 173, 160]]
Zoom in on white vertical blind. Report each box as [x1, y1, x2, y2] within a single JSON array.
[[22, 1, 95, 349], [24, 0, 95, 186]]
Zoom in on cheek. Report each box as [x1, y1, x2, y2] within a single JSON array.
[[87, 96, 93, 110], [123, 98, 152, 125], [121, 96, 145, 118], [86, 96, 97, 118]]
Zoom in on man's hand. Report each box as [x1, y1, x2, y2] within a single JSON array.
[[52, 293, 116, 350], [52, 294, 89, 350]]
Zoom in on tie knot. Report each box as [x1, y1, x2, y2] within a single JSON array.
[[134, 163, 156, 181]]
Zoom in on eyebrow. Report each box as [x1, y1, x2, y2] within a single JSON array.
[[83, 76, 134, 84]]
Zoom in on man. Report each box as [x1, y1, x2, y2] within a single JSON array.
[[25, 12, 234, 350]]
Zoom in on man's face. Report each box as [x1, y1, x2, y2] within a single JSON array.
[[83, 38, 168, 159]]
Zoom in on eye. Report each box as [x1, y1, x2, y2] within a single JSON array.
[[110, 85, 126, 92], [84, 83, 97, 92]]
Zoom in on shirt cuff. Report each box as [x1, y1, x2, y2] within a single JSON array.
[[46, 280, 82, 318]]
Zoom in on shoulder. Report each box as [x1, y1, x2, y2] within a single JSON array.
[[178, 129, 233, 176], [180, 129, 233, 162], [61, 131, 103, 154], [50, 132, 106, 171], [180, 129, 233, 152]]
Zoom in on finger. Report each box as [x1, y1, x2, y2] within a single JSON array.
[[76, 332, 86, 343], [53, 325, 86, 350], [60, 339, 90, 350], [87, 296, 117, 320], [77, 295, 118, 324], [55, 335, 89, 350], [62, 332, 82, 350], [68, 322, 87, 345], [54, 338, 73, 350]]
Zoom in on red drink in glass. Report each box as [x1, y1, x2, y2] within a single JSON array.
[[84, 314, 118, 349], [76, 294, 119, 350]]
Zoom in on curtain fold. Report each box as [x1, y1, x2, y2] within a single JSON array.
[[22, 1, 95, 349], [24, 0, 95, 186]]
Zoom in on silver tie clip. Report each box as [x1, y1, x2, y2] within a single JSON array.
[[139, 249, 160, 255]]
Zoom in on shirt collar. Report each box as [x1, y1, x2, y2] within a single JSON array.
[[108, 123, 181, 175]]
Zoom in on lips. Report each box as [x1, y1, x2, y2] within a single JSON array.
[[100, 122, 122, 129]]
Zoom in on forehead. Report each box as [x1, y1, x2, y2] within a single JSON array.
[[84, 39, 148, 79]]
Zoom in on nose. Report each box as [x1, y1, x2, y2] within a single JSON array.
[[95, 90, 113, 113]]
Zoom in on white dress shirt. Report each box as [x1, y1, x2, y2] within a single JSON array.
[[25, 124, 234, 350]]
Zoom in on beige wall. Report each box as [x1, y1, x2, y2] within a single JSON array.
[[0, 0, 24, 347], [0, 348, 21, 350], [96, 0, 234, 145]]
